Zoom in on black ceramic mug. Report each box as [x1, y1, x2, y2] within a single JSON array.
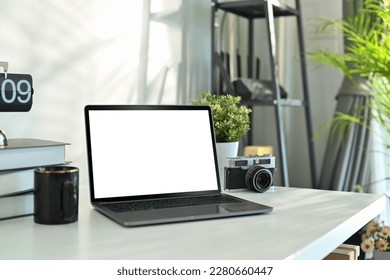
[[34, 165, 79, 224]]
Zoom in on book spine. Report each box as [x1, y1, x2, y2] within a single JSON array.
[[0, 168, 34, 196], [0, 191, 34, 221], [0, 145, 66, 171], [0, 139, 68, 220]]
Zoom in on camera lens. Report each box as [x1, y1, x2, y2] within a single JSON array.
[[245, 166, 273, 193]]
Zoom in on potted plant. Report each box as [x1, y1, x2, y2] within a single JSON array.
[[192, 92, 251, 183], [360, 219, 390, 259], [309, 0, 390, 146]]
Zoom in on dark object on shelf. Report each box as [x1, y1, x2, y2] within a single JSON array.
[[214, 0, 299, 18], [233, 78, 288, 101]]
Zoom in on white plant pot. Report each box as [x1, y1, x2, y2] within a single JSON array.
[[216, 141, 239, 190]]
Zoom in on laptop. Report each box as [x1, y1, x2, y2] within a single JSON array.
[[84, 104, 273, 227]]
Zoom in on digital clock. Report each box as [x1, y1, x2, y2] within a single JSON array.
[[0, 73, 33, 112]]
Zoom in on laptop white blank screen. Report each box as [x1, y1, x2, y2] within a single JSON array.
[[88, 109, 219, 199]]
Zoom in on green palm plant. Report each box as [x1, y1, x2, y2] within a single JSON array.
[[309, 0, 390, 147]]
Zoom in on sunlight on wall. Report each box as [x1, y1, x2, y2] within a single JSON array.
[[0, 0, 210, 181]]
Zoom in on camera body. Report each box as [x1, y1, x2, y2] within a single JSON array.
[[224, 155, 275, 193]]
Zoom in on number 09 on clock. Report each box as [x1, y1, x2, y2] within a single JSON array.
[[0, 73, 33, 112]]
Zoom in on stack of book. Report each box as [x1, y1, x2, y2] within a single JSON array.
[[0, 138, 69, 220]]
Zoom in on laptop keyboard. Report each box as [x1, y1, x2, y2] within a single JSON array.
[[103, 195, 241, 213]]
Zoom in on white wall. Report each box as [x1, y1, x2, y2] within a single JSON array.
[[0, 0, 211, 183], [1, 0, 344, 188]]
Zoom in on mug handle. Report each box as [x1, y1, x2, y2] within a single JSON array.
[[62, 181, 78, 222]]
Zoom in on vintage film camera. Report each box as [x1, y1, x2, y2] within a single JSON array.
[[224, 155, 275, 193]]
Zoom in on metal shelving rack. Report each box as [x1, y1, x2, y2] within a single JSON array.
[[211, 0, 317, 187]]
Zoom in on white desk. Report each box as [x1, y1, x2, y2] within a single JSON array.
[[0, 187, 385, 260]]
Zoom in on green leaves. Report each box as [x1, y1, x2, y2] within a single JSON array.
[[310, 0, 390, 79], [192, 92, 251, 142], [309, 0, 390, 147]]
